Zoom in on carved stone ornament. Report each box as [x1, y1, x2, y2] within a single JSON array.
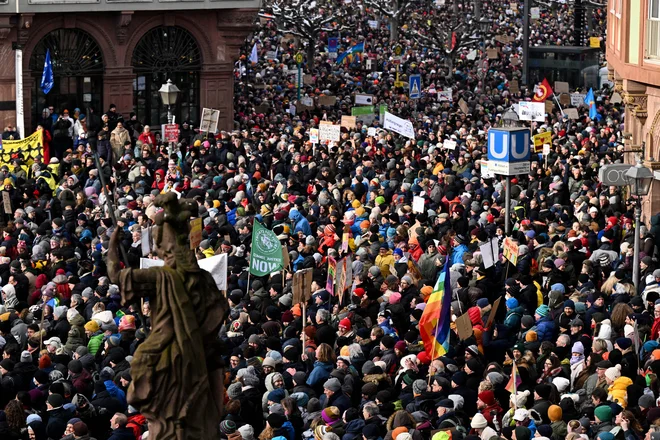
[[116, 11, 133, 45], [623, 92, 648, 124]]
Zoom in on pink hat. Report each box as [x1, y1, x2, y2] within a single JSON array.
[[389, 292, 402, 304]]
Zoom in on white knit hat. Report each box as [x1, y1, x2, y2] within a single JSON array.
[[510, 390, 530, 408], [471, 413, 488, 429], [605, 364, 622, 382]]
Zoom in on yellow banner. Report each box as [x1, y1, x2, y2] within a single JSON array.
[[590, 37, 600, 48], [0, 130, 43, 166], [532, 131, 552, 153]]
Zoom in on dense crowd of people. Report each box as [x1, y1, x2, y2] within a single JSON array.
[[0, 0, 647, 440]]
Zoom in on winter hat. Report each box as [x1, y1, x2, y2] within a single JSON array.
[[84, 321, 99, 332], [392, 427, 408, 440], [487, 372, 504, 386], [552, 377, 570, 393], [363, 425, 379, 440], [548, 405, 562, 422], [595, 405, 613, 423], [535, 305, 549, 318], [339, 318, 351, 329], [515, 427, 532, 440], [639, 394, 656, 409], [506, 298, 519, 309], [20, 351, 31, 363], [478, 390, 495, 405], [323, 378, 342, 392], [267, 388, 286, 403], [412, 379, 427, 395], [227, 382, 242, 399], [535, 384, 552, 400], [238, 425, 255, 440], [605, 364, 622, 382], [321, 406, 340, 425], [267, 413, 286, 429], [571, 342, 584, 355], [615, 338, 632, 350], [314, 426, 331, 440], [525, 331, 538, 342], [471, 413, 488, 429], [510, 390, 531, 407], [73, 422, 89, 436], [220, 420, 237, 435]]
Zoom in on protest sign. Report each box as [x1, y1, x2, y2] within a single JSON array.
[[533, 131, 552, 153], [319, 124, 341, 142], [517, 101, 546, 122], [438, 90, 453, 102], [383, 111, 415, 139], [341, 116, 357, 129], [503, 238, 519, 265], [249, 222, 285, 276], [554, 81, 569, 94]]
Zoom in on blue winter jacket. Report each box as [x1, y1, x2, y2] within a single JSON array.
[[535, 316, 555, 342], [289, 209, 312, 236], [306, 361, 333, 388]]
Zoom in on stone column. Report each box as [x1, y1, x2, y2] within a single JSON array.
[[103, 67, 135, 118]]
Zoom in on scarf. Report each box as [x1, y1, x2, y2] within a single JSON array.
[[570, 354, 585, 366]]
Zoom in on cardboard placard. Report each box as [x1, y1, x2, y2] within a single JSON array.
[[189, 218, 202, 250], [485, 296, 502, 330], [571, 93, 587, 106], [282, 245, 290, 270], [303, 74, 313, 85], [292, 268, 314, 304], [341, 116, 357, 129], [565, 108, 579, 119], [545, 100, 554, 114], [554, 81, 570, 94], [455, 313, 473, 340], [510, 57, 520, 66], [318, 95, 337, 106], [458, 98, 469, 115], [319, 124, 341, 142], [559, 93, 571, 106], [487, 48, 499, 59], [509, 80, 519, 94], [413, 196, 425, 213], [2, 192, 10, 214], [274, 182, 284, 196]]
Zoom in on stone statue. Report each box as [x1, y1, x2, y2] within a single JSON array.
[[108, 192, 228, 440]]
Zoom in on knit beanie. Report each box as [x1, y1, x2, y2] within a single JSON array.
[[470, 413, 488, 429], [605, 364, 622, 382], [595, 405, 613, 423], [321, 406, 340, 425], [392, 427, 408, 440], [238, 425, 254, 440], [478, 390, 495, 406], [535, 305, 549, 318], [227, 382, 242, 400], [548, 405, 562, 422], [412, 379, 427, 395]]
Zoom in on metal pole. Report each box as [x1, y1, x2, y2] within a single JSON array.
[[505, 176, 511, 235], [14, 46, 24, 139], [522, 0, 530, 86], [633, 204, 641, 289], [474, 0, 481, 21], [167, 104, 173, 156], [297, 64, 301, 101], [91, 149, 130, 267]]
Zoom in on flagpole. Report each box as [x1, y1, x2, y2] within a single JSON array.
[[552, 93, 565, 117]]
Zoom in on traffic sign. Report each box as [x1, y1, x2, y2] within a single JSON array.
[[409, 74, 421, 99], [295, 53, 304, 64]]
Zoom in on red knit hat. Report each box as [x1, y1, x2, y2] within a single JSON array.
[[339, 318, 351, 329], [478, 390, 495, 405], [354, 288, 365, 297]]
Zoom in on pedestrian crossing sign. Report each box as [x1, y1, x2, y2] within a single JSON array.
[[409, 74, 421, 99]]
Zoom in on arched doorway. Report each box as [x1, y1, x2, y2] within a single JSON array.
[[29, 29, 104, 124], [132, 26, 202, 127]]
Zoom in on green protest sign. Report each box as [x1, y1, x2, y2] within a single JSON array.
[[351, 106, 375, 116], [249, 221, 284, 276]]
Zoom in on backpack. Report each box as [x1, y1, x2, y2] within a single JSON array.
[[126, 414, 148, 439]]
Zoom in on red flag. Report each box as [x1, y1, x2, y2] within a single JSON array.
[[533, 78, 553, 102], [451, 32, 457, 51]]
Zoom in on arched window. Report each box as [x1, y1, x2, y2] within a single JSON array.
[[29, 29, 104, 128], [132, 26, 202, 127]]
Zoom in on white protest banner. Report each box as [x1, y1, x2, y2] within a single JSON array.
[[438, 90, 453, 102], [443, 139, 457, 150], [517, 101, 546, 122], [319, 123, 341, 142], [367, 127, 377, 136], [300, 96, 313, 106], [531, 7, 540, 19], [383, 111, 415, 139], [140, 254, 228, 291], [413, 196, 425, 214], [368, 20, 379, 29], [481, 160, 495, 178], [197, 253, 228, 291], [355, 94, 374, 105]]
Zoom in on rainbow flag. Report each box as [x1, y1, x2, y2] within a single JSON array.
[[419, 258, 452, 358], [505, 363, 522, 396]]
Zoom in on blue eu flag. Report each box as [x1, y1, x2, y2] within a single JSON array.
[[40, 49, 54, 95]]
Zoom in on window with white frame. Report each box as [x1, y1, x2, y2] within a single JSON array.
[[647, 0, 660, 58]]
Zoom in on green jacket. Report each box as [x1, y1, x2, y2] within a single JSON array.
[[87, 332, 104, 356]]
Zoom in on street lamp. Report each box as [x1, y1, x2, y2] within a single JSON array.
[[478, 18, 493, 34], [625, 156, 653, 289], [158, 79, 180, 125]]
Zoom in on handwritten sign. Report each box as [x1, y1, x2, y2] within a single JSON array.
[[503, 237, 519, 265], [319, 124, 341, 142], [341, 116, 357, 129], [533, 131, 552, 153]]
